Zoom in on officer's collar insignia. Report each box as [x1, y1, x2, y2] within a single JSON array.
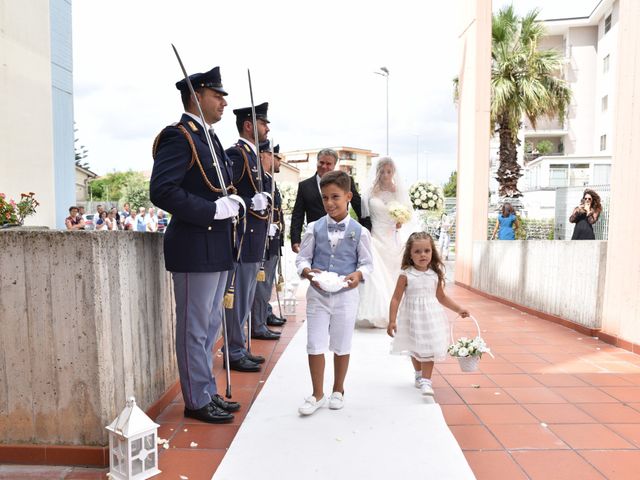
[[244, 144, 251, 152], [187, 121, 198, 132]]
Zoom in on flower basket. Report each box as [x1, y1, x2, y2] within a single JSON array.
[[448, 316, 493, 373], [457, 355, 480, 372]]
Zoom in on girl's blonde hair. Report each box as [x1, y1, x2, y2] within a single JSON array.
[[400, 232, 446, 286]]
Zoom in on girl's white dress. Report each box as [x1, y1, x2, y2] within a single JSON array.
[[390, 267, 449, 361]]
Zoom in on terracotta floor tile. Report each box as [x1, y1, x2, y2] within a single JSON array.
[[436, 363, 468, 375], [444, 373, 496, 388], [157, 422, 181, 443], [618, 374, 640, 385], [524, 403, 597, 424], [448, 425, 502, 450], [155, 403, 187, 424], [578, 450, 640, 479], [599, 387, 640, 403], [513, 362, 563, 374], [549, 424, 634, 449], [503, 387, 567, 404], [531, 373, 588, 387], [511, 450, 605, 480], [488, 424, 569, 450], [606, 423, 640, 447], [157, 448, 225, 479], [170, 423, 239, 449], [577, 403, 640, 423], [478, 362, 525, 374], [577, 373, 635, 386], [440, 404, 481, 425], [470, 404, 539, 424], [432, 386, 464, 405], [464, 451, 528, 480], [487, 374, 543, 387], [551, 386, 619, 403], [597, 362, 640, 374], [455, 387, 516, 404], [499, 353, 546, 363]]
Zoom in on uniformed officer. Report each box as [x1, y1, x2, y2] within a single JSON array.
[[223, 102, 273, 372], [150, 66, 242, 423], [250, 142, 286, 339]]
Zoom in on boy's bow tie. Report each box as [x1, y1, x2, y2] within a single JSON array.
[[328, 223, 346, 232]]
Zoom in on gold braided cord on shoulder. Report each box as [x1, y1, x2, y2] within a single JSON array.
[[175, 124, 236, 195], [237, 146, 260, 194]]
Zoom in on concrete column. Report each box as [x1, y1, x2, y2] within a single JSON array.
[[454, 0, 492, 285], [601, 0, 640, 345]]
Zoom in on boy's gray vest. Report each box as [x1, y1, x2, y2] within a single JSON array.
[[311, 217, 362, 294]]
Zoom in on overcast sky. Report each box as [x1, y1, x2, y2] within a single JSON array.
[[72, 0, 597, 186]]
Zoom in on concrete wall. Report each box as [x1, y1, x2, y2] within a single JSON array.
[[0, 231, 177, 446], [472, 241, 608, 329], [601, 0, 640, 346], [454, 0, 491, 285]]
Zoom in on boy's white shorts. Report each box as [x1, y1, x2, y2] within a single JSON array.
[[305, 287, 359, 355]]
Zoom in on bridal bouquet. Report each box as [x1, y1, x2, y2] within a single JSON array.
[[279, 183, 298, 214], [409, 182, 443, 211], [387, 202, 412, 225]]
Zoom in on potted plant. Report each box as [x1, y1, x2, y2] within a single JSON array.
[[0, 192, 40, 228]]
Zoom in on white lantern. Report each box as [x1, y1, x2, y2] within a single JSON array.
[[106, 396, 161, 479], [282, 283, 298, 316]]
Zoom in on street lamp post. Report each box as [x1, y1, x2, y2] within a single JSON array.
[[375, 67, 390, 155]]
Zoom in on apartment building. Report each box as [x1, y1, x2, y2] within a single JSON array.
[[281, 147, 378, 190], [490, 0, 618, 217]]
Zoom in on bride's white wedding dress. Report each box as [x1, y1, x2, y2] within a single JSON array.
[[356, 190, 408, 328]]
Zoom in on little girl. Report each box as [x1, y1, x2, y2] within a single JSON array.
[[387, 232, 469, 397]]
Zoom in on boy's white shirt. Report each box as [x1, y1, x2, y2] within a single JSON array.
[[295, 213, 373, 282]]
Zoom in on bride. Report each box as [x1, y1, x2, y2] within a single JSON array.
[[356, 157, 418, 328]]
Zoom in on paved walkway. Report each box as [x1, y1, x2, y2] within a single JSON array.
[[2, 282, 640, 479]]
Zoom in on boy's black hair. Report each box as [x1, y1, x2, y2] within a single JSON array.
[[319, 170, 351, 193]]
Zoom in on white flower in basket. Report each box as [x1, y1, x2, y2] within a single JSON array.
[[387, 202, 412, 225], [448, 316, 493, 372]]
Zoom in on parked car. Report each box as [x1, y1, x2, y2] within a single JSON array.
[[83, 214, 95, 231]]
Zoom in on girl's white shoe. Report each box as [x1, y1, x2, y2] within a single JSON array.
[[298, 395, 326, 416], [328, 392, 344, 410], [418, 379, 435, 397]]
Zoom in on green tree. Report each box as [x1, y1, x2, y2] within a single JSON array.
[[89, 171, 149, 204], [443, 171, 457, 197], [454, 6, 571, 198], [74, 124, 90, 169], [490, 6, 571, 197]]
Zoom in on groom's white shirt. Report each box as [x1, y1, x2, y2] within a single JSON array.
[[296, 214, 373, 281]]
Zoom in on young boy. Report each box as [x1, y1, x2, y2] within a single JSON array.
[[295, 170, 373, 415]]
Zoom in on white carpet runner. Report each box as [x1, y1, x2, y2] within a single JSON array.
[[214, 326, 475, 480]]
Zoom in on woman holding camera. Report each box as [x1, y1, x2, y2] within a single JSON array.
[[570, 188, 602, 240]]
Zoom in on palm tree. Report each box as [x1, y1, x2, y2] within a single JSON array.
[[491, 6, 571, 197], [454, 6, 572, 198]]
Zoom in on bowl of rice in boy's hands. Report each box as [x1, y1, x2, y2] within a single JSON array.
[[308, 271, 349, 292]]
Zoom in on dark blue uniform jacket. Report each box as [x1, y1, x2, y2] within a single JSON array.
[[150, 114, 234, 272]]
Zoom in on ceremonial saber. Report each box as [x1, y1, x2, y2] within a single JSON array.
[[172, 44, 237, 398], [257, 139, 277, 283], [247, 69, 263, 193]]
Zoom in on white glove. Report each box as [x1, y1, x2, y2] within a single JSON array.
[[251, 192, 269, 211], [213, 196, 240, 220], [268, 223, 279, 237]]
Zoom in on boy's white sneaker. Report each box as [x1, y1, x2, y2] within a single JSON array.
[[298, 395, 326, 416], [419, 379, 435, 397], [328, 392, 344, 410]]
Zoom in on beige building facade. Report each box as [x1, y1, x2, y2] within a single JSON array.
[[281, 147, 378, 190], [457, 0, 640, 348]]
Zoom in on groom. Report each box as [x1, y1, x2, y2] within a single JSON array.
[[290, 148, 371, 252]]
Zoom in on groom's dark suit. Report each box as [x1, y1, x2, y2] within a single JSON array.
[[290, 174, 371, 247]]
